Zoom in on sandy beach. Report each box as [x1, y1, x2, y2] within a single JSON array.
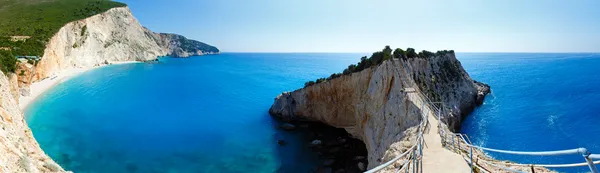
[[18, 61, 141, 110]]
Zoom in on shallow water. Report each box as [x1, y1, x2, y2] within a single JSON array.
[[25, 53, 362, 173], [458, 53, 600, 172]]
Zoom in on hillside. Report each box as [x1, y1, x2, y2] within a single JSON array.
[[0, 0, 126, 73]]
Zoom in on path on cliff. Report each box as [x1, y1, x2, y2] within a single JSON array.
[[420, 103, 471, 172], [404, 89, 471, 173]]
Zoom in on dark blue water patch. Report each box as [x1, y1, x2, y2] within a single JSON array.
[[25, 53, 364, 173], [458, 53, 600, 173]]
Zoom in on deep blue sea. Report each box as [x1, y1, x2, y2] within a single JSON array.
[[25, 53, 600, 173], [458, 53, 600, 172]]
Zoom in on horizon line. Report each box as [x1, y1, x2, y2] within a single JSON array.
[[220, 51, 600, 54]]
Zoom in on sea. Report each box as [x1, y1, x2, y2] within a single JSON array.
[[459, 53, 600, 173], [25, 53, 600, 173]]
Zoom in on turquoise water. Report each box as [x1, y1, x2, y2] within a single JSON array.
[[25, 53, 361, 173], [26, 53, 600, 172], [459, 53, 600, 172]]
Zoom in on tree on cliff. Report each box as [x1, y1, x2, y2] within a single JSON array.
[[343, 64, 357, 75], [356, 56, 370, 71], [370, 51, 384, 65], [303, 46, 456, 88], [393, 48, 405, 59], [383, 45, 393, 60], [419, 50, 435, 58], [406, 48, 418, 58], [305, 81, 316, 87], [0, 50, 16, 73]]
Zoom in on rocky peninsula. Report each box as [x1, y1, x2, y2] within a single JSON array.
[[269, 49, 491, 172], [0, 6, 217, 172]]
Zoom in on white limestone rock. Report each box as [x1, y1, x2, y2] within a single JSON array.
[[269, 53, 491, 169]]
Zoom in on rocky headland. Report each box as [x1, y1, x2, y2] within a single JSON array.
[[0, 6, 217, 172], [16, 7, 219, 90], [269, 50, 491, 171]]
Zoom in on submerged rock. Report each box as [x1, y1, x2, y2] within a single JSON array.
[[357, 162, 366, 171], [277, 140, 286, 145], [310, 139, 323, 147], [280, 123, 296, 131]]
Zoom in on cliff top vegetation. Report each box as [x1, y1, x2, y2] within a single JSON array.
[[0, 0, 126, 73], [304, 46, 454, 87]]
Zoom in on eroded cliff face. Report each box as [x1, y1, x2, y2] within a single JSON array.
[[405, 54, 490, 130], [0, 71, 64, 173], [28, 7, 164, 82], [19, 6, 219, 85], [1, 6, 219, 172], [269, 53, 490, 169]]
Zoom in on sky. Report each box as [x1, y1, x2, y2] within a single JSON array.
[[120, 0, 600, 53]]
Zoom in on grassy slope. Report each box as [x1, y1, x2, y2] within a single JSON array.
[[0, 0, 126, 73]]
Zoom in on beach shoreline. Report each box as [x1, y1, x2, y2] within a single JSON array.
[[18, 61, 141, 110]]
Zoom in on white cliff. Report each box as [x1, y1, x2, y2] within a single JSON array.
[[269, 52, 490, 169], [1, 6, 218, 172], [21, 6, 218, 85], [0, 71, 64, 172]]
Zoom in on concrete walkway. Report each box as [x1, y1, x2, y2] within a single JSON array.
[[420, 111, 471, 173], [406, 90, 471, 173]]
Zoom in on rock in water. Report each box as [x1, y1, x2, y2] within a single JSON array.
[[357, 162, 366, 171], [277, 140, 286, 145], [280, 123, 296, 131], [310, 139, 323, 147]]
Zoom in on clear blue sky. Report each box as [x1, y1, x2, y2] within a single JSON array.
[[120, 0, 600, 53]]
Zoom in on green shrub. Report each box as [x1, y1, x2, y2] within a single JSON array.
[[383, 45, 392, 61], [406, 48, 418, 58], [302, 46, 455, 88], [327, 73, 342, 80], [418, 50, 435, 58], [370, 51, 384, 65], [435, 50, 454, 56], [343, 64, 357, 75], [0, 50, 16, 73], [81, 25, 87, 36], [305, 81, 316, 87], [315, 78, 326, 84], [393, 48, 405, 59], [355, 56, 369, 71]]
